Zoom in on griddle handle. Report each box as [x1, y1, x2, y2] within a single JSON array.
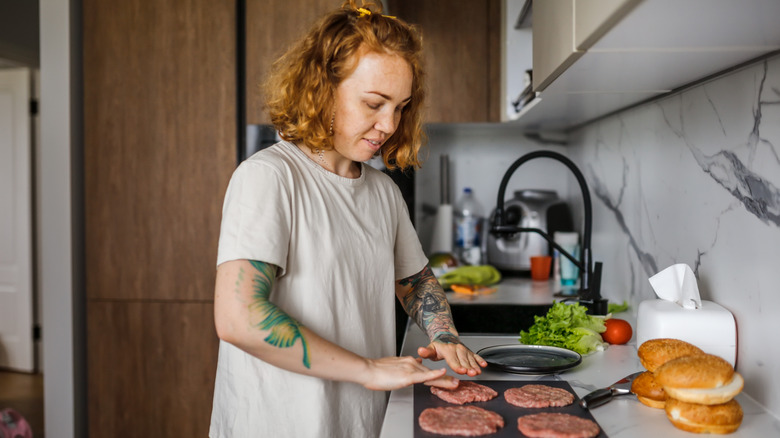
[[579, 388, 612, 409]]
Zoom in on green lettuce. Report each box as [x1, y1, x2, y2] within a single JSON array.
[[438, 265, 501, 289], [519, 302, 608, 355], [608, 300, 629, 314]]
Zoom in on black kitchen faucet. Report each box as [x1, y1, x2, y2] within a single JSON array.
[[491, 150, 608, 315]]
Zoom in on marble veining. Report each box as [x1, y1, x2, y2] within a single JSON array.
[[571, 54, 780, 417], [659, 61, 780, 228]]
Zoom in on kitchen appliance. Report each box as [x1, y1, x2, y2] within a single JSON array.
[[486, 189, 573, 274], [579, 371, 644, 409]]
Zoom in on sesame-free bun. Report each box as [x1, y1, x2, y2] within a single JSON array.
[[631, 371, 666, 409], [638, 338, 705, 372], [664, 398, 743, 434], [655, 354, 744, 405]]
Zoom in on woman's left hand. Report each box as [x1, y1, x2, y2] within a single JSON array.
[[417, 333, 487, 377]]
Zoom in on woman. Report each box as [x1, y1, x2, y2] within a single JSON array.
[[209, 2, 486, 436]]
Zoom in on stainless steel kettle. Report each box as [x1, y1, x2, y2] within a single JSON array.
[[486, 189, 573, 273]]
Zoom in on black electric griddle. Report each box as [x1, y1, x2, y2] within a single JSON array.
[[413, 380, 608, 438]]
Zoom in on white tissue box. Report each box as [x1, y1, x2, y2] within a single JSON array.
[[637, 299, 737, 366]]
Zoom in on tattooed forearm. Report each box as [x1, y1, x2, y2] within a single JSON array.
[[246, 260, 311, 368], [399, 266, 459, 343]]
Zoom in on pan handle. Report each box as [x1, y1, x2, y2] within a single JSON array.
[[579, 388, 613, 409]]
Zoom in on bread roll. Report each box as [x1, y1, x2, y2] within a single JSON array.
[[638, 338, 704, 372], [655, 354, 744, 405], [630, 371, 665, 409], [664, 398, 743, 434]]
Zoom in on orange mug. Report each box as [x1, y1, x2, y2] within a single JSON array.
[[530, 255, 552, 281]]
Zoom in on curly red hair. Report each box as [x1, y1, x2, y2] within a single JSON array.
[[263, 0, 426, 171]]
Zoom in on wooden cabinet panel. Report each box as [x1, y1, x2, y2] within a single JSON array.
[[246, 0, 500, 123], [245, 0, 336, 124], [83, 0, 236, 301], [389, 0, 501, 123], [87, 301, 219, 437]]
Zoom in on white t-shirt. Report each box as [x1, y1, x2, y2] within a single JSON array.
[[209, 141, 427, 438]]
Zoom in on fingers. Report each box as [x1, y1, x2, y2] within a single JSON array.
[[418, 367, 449, 384], [424, 374, 459, 389], [416, 339, 488, 378], [362, 356, 452, 391], [417, 345, 436, 359]]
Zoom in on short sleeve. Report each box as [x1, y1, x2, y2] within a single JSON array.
[[392, 186, 428, 280], [216, 160, 292, 274]]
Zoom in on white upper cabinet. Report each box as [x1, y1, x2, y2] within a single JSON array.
[[532, 0, 641, 92], [509, 0, 780, 132], [532, 0, 580, 92]]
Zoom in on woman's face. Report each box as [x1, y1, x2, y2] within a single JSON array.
[[331, 50, 413, 166]]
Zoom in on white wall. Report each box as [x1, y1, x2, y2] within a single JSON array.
[[568, 54, 780, 417], [415, 123, 570, 254]]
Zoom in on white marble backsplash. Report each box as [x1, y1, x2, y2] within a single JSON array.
[[569, 54, 780, 417]]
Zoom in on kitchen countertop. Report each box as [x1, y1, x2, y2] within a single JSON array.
[[379, 323, 779, 438], [446, 277, 572, 306]]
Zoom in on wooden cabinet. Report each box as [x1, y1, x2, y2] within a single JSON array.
[[245, 0, 336, 125], [83, 0, 235, 435], [388, 0, 502, 123], [86, 302, 218, 436], [245, 0, 501, 124]]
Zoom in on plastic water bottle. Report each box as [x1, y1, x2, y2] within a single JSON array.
[[454, 187, 483, 265]]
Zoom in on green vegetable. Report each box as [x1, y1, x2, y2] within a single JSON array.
[[438, 265, 501, 289], [608, 300, 629, 314], [519, 302, 608, 355]]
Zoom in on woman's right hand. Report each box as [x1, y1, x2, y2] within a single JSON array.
[[360, 356, 459, 391]]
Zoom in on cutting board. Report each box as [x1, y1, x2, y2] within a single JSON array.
[[413, 380, 608, 438]]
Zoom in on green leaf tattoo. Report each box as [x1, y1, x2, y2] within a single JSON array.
[[248, 260, 311, 369]]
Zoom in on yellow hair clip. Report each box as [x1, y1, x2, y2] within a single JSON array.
[[356, 7, 396, 19]]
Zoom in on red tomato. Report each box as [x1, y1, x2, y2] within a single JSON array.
[[602, 318, 633, 344]]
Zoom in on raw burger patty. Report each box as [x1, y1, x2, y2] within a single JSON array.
[[517, 413, 600, 438], [419, 406, 504, 436], [504, 384, 575, 408], [430, 381, 498, 404]]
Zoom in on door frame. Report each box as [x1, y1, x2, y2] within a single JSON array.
[[0, 67, 34, 372]]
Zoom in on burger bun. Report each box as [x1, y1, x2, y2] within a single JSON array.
[[655, 354, 743, 405], [631, 371, 666, 409], [665, 398, 743, 434], [638, 338, 704, 372]]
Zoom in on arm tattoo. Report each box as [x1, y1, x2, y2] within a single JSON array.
[[245, 260, 311, 368], [399, 266, 460, 344]]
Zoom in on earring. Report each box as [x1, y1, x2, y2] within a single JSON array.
[[329, 112, 335, 136]]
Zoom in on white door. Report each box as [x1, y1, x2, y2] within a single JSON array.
[[0, 67, 34, 372]]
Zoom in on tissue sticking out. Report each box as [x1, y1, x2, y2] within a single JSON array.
[[638, 263, 737, 366], [648, 264, 702, 310]]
